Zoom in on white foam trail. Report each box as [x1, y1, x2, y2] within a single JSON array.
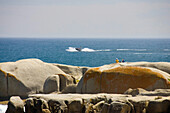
[[117, 49, 147, 51], [96, 49, 111, 52], [164, 49, 170, 51], [134, 53, 152, 54], [66, 47, 111, 52], [117, 49, 130, 51], [0, 105, 7, 113], [81, 48, 95, 52]]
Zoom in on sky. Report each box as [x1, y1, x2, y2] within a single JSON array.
[[0, 0, 170, 38]]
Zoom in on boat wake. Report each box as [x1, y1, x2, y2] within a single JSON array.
[[164, 49, 170, 51], [66, 47, 111, 52], [117, 49, 147, 51]]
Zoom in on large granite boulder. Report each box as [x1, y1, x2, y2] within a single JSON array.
[[54, 63, 90, 80], [43, 74, 76, 94], [0, 59, 65, 98], [77, 65, 170, 94]]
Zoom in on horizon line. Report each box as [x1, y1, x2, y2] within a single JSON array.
[[0, 37, 170, 39]]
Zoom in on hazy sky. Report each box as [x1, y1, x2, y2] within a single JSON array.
[[0, 0, 170, 38]]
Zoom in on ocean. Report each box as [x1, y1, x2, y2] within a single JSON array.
[[0, 38, 170, 67]]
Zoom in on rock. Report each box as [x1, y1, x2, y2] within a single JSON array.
[[25, 97, 49, 113], [76, 75, 84, 93], [108, 96, 135, 113], [77, 67, 102, 94], [93, 100, 105, 112], [127, 96, 170, 113], [42, 109, 51, 113], [128, 96, 149, 113], [25, 98, 36, 113], [6, 96, 24, 113], [0, 59, 65, 98], [25, 93, 170, 113], [77, 66, 170, 94], [61, 84, 77, 94], [146, 98, 170, 113], [29, 93, 130, 112], [100, 103, 110, 113], [124, 62, 170, 74], [58, 74, 76, 91], [141, 89, 170, 96], [124, 88, 147, 96], [125, 88, 170, 96], [34, 98, 49, 113], [89, 95, 107, 105], [54, 63, 90, 80], [43, 75, 60, 94], [67, 99, 84, 113], [85, 103, 94, 113], [48, 99, 67, 113], [43, 74, 76, 94], [108, 101, 131, 113]]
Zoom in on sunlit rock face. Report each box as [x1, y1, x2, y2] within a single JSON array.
[[0, 59, 65, 98], [77, 64, 170, 94]]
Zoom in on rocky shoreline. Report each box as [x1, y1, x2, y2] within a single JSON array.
[[0, 58, 170, 113], [5, 89, 170, 113]]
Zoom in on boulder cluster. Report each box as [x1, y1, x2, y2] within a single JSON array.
[[0, 59, 88, 99], [0, 59, 170, 113], [6, 89, 170, 113]]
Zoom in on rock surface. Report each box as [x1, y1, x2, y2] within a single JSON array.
[[61, 84, 77, 94], [43, 74, 76, 94], [43, 75, 60, 94], [58, 74, 76, 91], [6, 96, 24, 113], [54, 63, 90, 80], [124, 62, 170, 74], [77, 64, 170, 94], [1, 58, 170, 106], [125, 88, 170, 96], [0, 59, 89, 99], [1, 59, 170, 113], [0, 59, 65, 98], [25, 89, 170, 113], [25, 97, 50, 113]]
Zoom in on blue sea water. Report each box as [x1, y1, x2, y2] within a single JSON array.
[[0, 38, 170, 67]]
